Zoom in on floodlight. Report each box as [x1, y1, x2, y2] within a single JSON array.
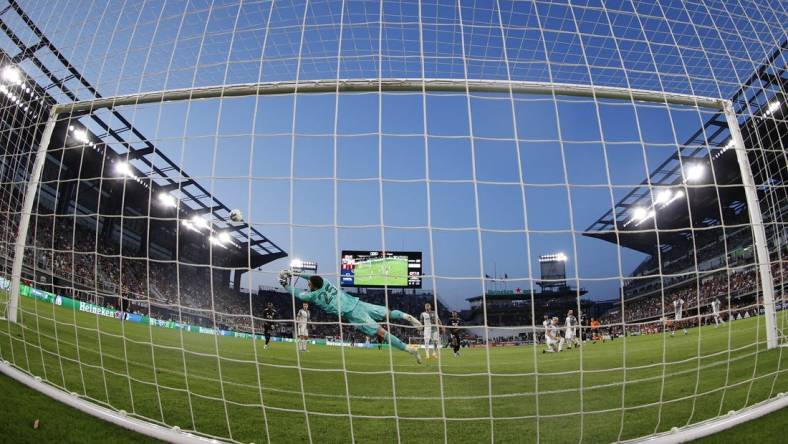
[[655, 189, 672, 205], [191, 215, 209, 230], [290, 258, 318, 272], [2, 66, 22, 85], [684, 164, 705, 182], [539, 253, 568, 262], [158, 193, 177, 208], [181, 220, 198, 232], [218, 232, 231, 244], [115, 162, 132, 177], [632, 207, 648, 221], [72, 129, 89, 144]]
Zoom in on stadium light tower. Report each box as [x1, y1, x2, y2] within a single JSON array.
[[538, 253, 568, 289], [539, 253, 568, 262], [290, 258, 318, 273]]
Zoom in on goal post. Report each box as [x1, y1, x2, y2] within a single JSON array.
[[7, 111, 57, 324], [0, 360, 218, 443], [722, 101, 779, 350], [3, 77, 786, 444]]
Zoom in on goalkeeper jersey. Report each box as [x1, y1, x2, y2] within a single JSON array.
[[289, 276, 360, 316]]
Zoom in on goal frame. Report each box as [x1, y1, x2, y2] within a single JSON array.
[[4, 79, 781, 443]]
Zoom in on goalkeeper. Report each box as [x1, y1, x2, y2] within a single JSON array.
[[280, 271, 423, 363]]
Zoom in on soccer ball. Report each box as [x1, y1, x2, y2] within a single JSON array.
[[278, 270, 292, 288], [229, 209, 243, 222]]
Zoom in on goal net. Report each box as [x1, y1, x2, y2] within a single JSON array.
[[0, 1, 787, 443]]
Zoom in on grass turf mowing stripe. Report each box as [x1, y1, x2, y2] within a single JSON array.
[[1, 292, 787, 443]]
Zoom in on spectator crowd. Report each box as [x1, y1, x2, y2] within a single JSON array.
[[2, 211, 786, 344]]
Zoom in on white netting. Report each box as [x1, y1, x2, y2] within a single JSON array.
[[1, 1, 787, 443]]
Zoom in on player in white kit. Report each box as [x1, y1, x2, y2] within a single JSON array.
[[541, 315, 551, 352], [711, 298, 724, 327], [296, 302, 310, 352], [543, 317, 565, 354], [565, 310, 581, 349], [672, 297, 687, 336], [420, 303, 440, 359]]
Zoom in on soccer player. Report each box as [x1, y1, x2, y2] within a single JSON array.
[[296, 302, 310, 352], [280, 271, 423, 363], [543, 317, 565, 354], [672, 297, 687, 336], [541, 314, 551, 351], [590, 318, 602, 343], [420, 303, 440, 359], [565, 310, 581, 349], [262, 302, 277, 349], [711, 298, 724, 327], [446, 311, 462, 358]]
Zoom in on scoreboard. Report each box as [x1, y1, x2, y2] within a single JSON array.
[[340, 250, 422, 288]]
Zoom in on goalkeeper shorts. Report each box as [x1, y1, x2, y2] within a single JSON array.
[[345, 301, 388, 336]]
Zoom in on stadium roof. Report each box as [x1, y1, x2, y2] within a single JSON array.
[[584, 39, 788, 256], [0, 1, 287, 269]]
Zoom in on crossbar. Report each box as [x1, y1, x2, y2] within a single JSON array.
[[52, 78, 726, 115]]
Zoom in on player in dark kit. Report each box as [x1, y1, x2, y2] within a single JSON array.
[[446, 311, 462, 357], [262, 302, 277, 349]]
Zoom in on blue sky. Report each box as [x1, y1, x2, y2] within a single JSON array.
[[8, 0, 788, 309]]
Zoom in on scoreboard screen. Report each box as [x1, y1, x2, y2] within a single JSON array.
[[539, 253, 567, 285], [340, 251, 422, 288], [540, 261, 566, 281]]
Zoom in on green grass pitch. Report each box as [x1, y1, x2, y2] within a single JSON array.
[[352, 257, 409, 287], [1, 292, 787, 443]]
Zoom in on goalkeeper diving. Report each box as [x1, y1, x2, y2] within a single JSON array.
[[279, 270, 424, 363]]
